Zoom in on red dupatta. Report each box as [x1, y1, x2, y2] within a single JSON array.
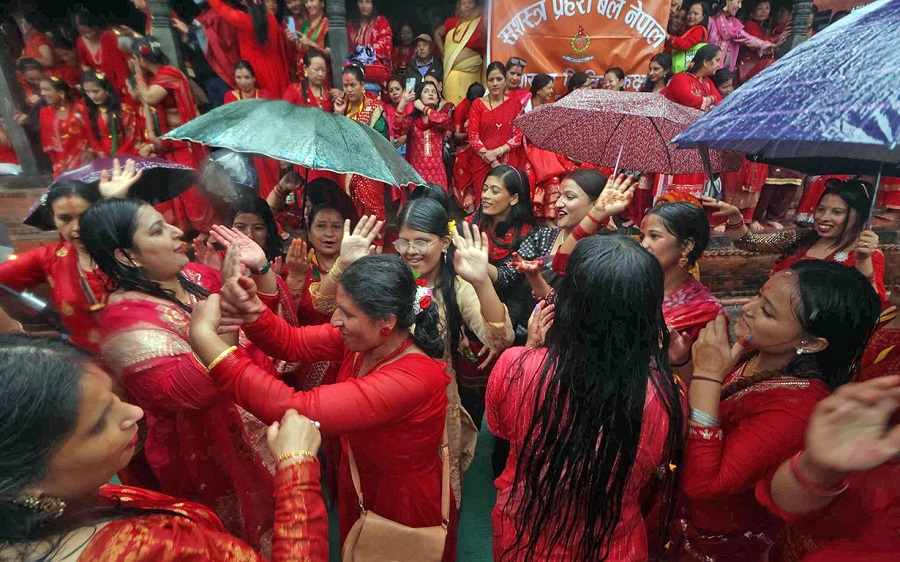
[[663, 276, 726, 341], [148, 66, 200, 136]]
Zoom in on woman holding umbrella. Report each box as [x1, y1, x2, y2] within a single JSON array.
[[704, 178, 886, 299]]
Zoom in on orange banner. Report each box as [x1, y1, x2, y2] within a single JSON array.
[[488, 0, 671, 94]]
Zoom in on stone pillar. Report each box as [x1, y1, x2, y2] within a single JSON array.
[[0, 34, 47, 177], [148, 0, 184, 71], [777, 0, 813, 57], [327, 0, 349, 88]]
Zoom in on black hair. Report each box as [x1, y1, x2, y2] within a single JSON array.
[[342, 63, 366, 83], [471, 165, 535, 253], [486, 61, 508, 80], [302, 177, 358, 227], [230, 197, 282, 262], [308, 202, 349, 230], [644, 201, 710, 267], [529, 73, 553, 97], [131, 36, 167, 65], [691, 1, 712, 28], [16, 57, 43, 73], [28, 180, 101, 231], [19, 10, 50, 32], [567, 71, 590, 93], [340, 254, 443, 358], [41, 75, 73, 103], [398, 198, 462, 356], [79, 199, 210, 314], [352, 0, 379, 25], [563, 168, 607, 200], [80, 70, 125, 146], [604, 67, 625, 90], [410, 80, 440, 119], [267, 0, 286, 23], [233, 59, 256, 78], [409, 183, 451, 212], [74, 8, 104, 29], [505, 236, 684, 561], [641, 53, 674, 92], [815, 179, 873, 252], [300, 50, 329, 105], [713, 68, 734, 88], [687, 44, 722, 74], [466, 82, 486, 102], [246, 0, 271, 46]]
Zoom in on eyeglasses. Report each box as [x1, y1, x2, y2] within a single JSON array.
[[508, 57, 527, 69], [393, 238, 438, 254]]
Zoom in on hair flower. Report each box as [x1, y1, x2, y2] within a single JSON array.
[[447, 220, 457, 235], [40, 193, 49, 207], [413, 284, 433, 315]]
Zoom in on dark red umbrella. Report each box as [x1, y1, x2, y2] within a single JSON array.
[[514, 89, 742, 175]]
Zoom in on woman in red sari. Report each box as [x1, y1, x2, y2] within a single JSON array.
[[737, 0, 778, 84], [80, 71, 145, 158], [130, 37, 206, 170], [334, 64, 390, 220], [285, 0, 330, 81], [755, 374, 900, 562], [488, 235, 684, 561], [706, 179, 887, 299], [38, 77, 94, 178], [0, 335, 327, 562], [452, 81, 485, 212], [209, 0, 292, 97], [465, 61, 526, 210], [347, 0, 394, 84], [394, 82, 453, 189], [18, 11, 77, 86], [674, 260, 881, 561], [79, 199, 296, 549], [190, 237, 458, 561], [859, 289, 900, 383], [74, 9, 131, 97]]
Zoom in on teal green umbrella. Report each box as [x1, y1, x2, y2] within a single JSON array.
[[160, 99, 426, 188]]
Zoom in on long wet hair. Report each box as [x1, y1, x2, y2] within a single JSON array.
[[644, 201, 710, 268], [398, 199, 462, 356], [246, 0, 270, 46], [340, 255, 443, 358], [79, 199, 209, 313], [28, 180, 101, 230], [0, 335, 188, 560], [230, 196, 282, 262], [505, 236, 684, 561], [641, 53, 673, 92], [80, 70, 125, 144], [471, 165, 535, 253]]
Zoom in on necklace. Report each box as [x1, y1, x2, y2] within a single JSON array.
[[349, 99, 365, 120], [451, 17, 475, 43], [353, 337, 414, 378]]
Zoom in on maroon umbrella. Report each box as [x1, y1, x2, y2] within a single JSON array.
[[514, 89, 742, 175]]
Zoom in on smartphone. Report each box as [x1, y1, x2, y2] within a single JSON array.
[[405, 78, 416, 93], [287, 17, 297, 33]]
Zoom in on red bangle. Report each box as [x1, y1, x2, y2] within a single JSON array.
[[571, 224, 590, 241], [691, 375, 722, 384], [587, 213, 606, 228], [789, 451, 849, 496]]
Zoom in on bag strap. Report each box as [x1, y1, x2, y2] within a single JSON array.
[[346, 420, 451, 527]]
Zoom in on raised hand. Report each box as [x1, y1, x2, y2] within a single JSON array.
[[668, 326, 694, 367], [452, 222, 490, 285], [510, 251, 543, 277], [99, 158, 143, 199], [285, 238, 314, 280], [192, 237, 224, 270], [220, 244, 266, 324], [210, 225, 268, 274], [190, 293, 224, 336], [333, 95, 347, 114], [699, 195, 742, 221], [690, 315, 742, 382], [804, 375, 900, 475], [855, 230, 879, 260], [338, 215, 383, 269], [526, 301, 555, 348], [266, 409, 323, 467], [590, 174, 636, 220]]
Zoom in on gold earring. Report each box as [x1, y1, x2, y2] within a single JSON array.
[[678, 255, 689, 269], [13, 495, 66, 519]]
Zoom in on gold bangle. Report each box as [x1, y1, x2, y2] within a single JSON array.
[[328, 262, 344, 283], [275, 450, 317, 469], [205, 345, 238, 373]]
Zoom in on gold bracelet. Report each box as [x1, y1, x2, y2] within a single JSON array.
[[205, 345, 238, 373], [275, 450, 317, 468], [328, 262, 344, 283]]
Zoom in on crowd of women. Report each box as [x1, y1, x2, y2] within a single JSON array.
[[1, 0, 898, 561]]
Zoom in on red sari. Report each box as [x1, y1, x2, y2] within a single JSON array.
[[77, 462, 328, 561], [344, 98, 390, 220], [675, 366, 831, 561], [207, 306, 457, 561], [347, 16, 394, 82], [394, 108, 452, 189], [465, 97, 526, 208], [40, 103, 94, 178], [664, 276, 726, 342], [859, 305, 900, 382], [209, 0, 292, 97], [76, 32, 131, 96], [84, 100, 143, 158], [97, 263, 282, 549], [0, 240, 106, 353], [487, 347, 673, 561], [23, 31, 77, 86], [223, 88, 282, 198], [148, 65, 207, 170]]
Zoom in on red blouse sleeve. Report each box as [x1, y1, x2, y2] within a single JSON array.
[[0, 245, 52, 290], [467, 99, 485, 151], [682, 386, 826, 500], [372, 16, 394, 63], [210, 347, 445, 433], [664, 73, 705, 110], [425, 108, 451, 132], [271, 461, 329, 561], [243, 306, 345, 363], [486, 348, 525, 441], [122, 352, 224, 411], [208, 0, 253, 31], [392, 112, 412, 136], [870, 250, 887, 301], [668, 25, 707, 51]]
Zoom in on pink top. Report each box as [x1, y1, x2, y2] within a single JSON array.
[[708, 13, 772, 72]]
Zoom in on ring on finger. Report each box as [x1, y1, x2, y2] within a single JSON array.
[[310, 420, 320, 429]]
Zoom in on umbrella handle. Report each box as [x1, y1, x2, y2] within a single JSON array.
[[865, 161, 883, 230], [698, 142, 717, 197]]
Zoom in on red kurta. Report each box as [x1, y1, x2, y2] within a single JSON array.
[[348, 15, 393, 77], [78, 463, 328, 561], [675, 367, 831, 561], [196, 8, 242, 87], [487, 347, 672, 561], [208, 306, 457, 560], [663, 276, 725, 342], [84, 101, 143, 158], [208, 0, 292, 97], [392, 44, 415, 72], [77, 32, 131, 96], [282, 83, 333, 112], [0, 240, 106, 353], [466, 97, 526, 208], [39, 103, 94, 178], [667, 25, 708, 52], [394, 108, 452, 189], [223, 88, 282, 198], [664, 71, 723, 111]]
